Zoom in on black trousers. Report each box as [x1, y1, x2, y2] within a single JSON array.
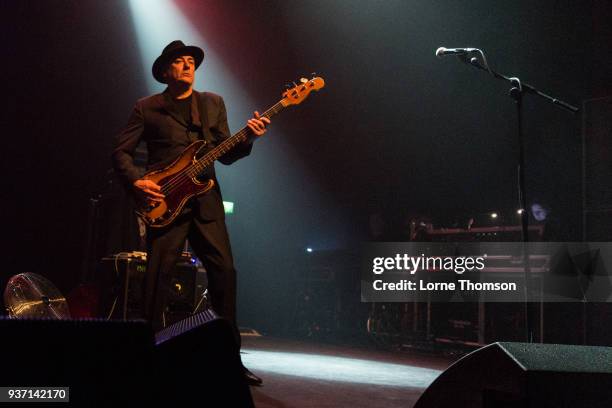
[[142, 202, 240, 346]]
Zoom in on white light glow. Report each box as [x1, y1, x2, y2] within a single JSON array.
[[241, 349, 441, 388], [127, 0, 252, 122]]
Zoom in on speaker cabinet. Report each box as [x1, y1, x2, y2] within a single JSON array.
[[154, 309, 254, 407], [0, 318, 153, 406], [0, 312, 253, 406], [415, 342, 612, 408]]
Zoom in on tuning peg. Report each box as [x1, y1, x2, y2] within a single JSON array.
[[310, 72, 317, 77], [300, 78, 308, 84]]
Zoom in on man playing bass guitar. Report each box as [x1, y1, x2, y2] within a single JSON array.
[[112, 40, 269, 386]]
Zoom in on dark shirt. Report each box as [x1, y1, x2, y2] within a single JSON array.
[[173, 94, 203, 144], [173, 94, 192, 125]]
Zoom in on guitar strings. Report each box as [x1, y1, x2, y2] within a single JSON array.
[[157, 102, 284, 196], [158, 80, 318, 195], [159, 128, 247, 195], [159, 103, 282, 194]]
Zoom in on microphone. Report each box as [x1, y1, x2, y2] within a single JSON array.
[[435, 47, 478, 58]]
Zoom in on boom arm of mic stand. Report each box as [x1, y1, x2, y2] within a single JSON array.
[[465, 57, 579, 113]]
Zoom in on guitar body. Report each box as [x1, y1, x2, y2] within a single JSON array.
[[136, 140, 215, 228]]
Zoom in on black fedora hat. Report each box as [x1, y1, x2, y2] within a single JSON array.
[[152, 40, 205, 84]]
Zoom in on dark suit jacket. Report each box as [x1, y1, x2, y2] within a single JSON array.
[[112, 90, 252, 220]]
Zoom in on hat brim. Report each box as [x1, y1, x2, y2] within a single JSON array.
[[152, 45, 204, 84]]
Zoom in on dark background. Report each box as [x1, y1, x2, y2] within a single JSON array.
[[2, 0, 611, 334]]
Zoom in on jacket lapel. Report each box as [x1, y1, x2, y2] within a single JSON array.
[[191, 91, 202, 129], [194, 91, 215, 143]]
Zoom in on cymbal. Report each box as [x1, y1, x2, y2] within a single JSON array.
[[3, 273, 71, 319]]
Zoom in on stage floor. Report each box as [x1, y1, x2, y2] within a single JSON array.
[[241, 336, 456, 408]]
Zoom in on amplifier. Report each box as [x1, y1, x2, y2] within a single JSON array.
[[99, 252, 207, 323]]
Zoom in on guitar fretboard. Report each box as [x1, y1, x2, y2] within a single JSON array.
[[187, 101, 285, 178]]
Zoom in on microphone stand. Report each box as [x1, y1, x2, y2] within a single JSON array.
[[463, 52, 578, 343]]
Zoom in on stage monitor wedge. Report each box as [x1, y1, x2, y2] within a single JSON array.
[[0, 317, 154, 406], [415, 342, 612, 408], [154, 309, 255, 407]]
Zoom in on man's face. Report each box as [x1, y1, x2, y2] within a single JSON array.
[[163, 55, 196, 85]]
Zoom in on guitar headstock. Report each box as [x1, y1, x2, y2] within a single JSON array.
[[280, 76, 325, 107]]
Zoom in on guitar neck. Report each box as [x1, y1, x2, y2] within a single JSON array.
[[190, 101, 285, 175]]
